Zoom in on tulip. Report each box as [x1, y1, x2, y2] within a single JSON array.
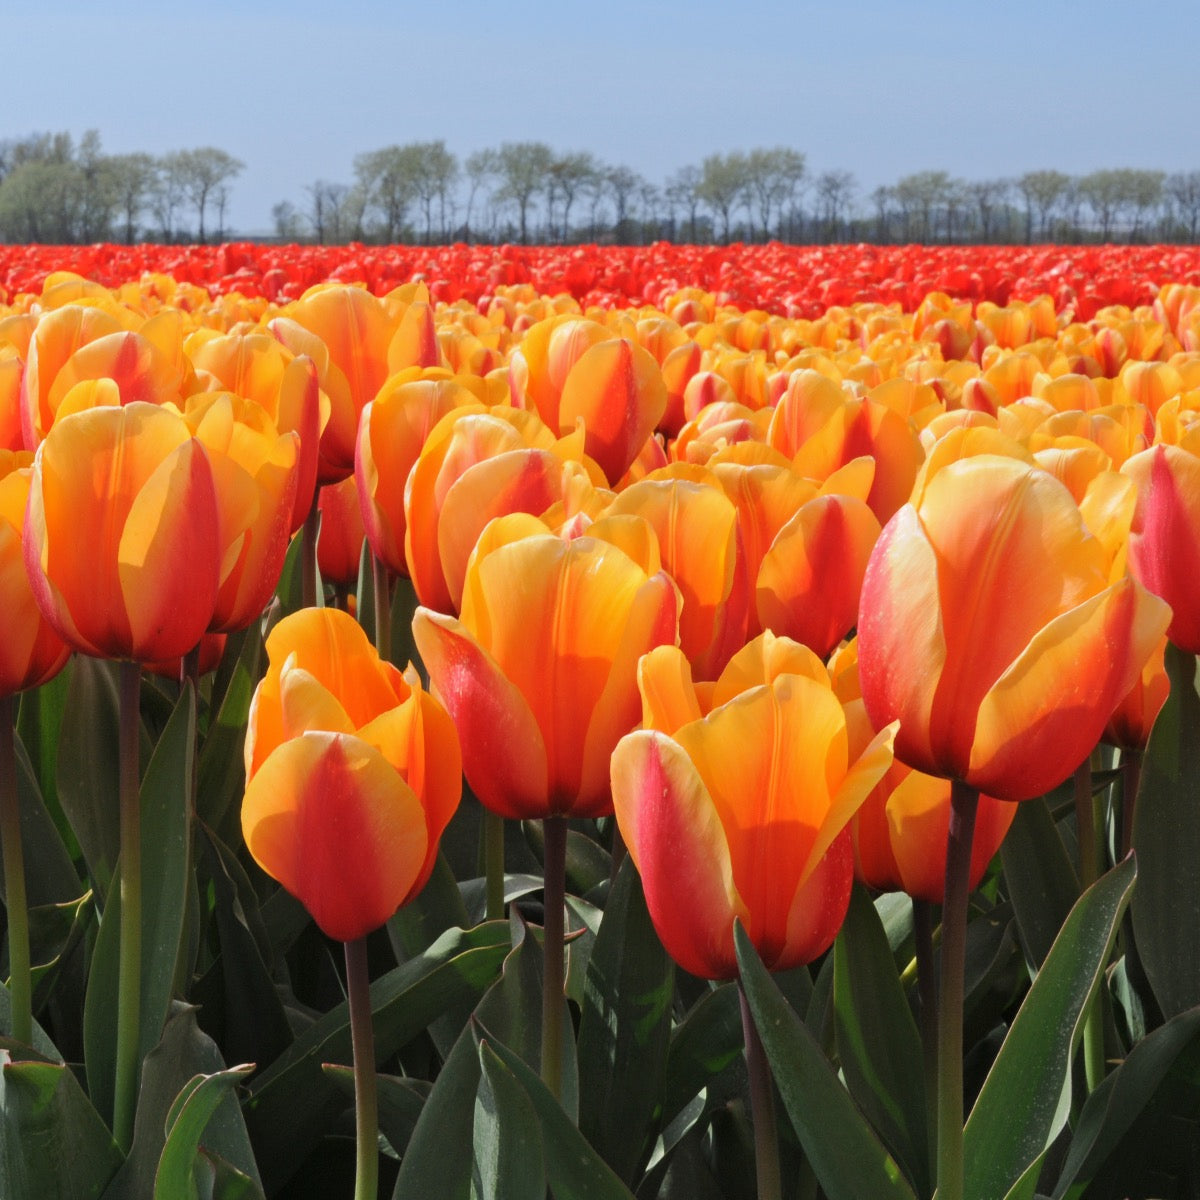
[[25, 402, 222, 663], [243, 606, 461, 939], [611, 634, 896, 980], [317, 475, 367, 593], [858, 454, 1170, 801]]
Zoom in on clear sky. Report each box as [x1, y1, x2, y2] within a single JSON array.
[[8, 0, 1198, 235]]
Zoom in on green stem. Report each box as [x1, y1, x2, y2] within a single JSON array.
[[937, 780, 978, 1200], [112, 660, 143, 1153], [912, 897, 938, 1179], [484, 809, 506, 923], [1119, 749, 1142, 861], [739, 979, 782, 1200], [372, 555, 392, 663], [345, 937, 379, 1200], [0, 694, 31, 1048], [1074, 757, 1106, 1092], [540, 815, 567, 1099], [301, 498, 321, 610]]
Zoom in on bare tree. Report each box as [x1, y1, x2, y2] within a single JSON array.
[[152, 154, 187, 241], [893, 171, 953, 242], [814, 170, 857, 242], [1019, 170, 1070, 242], [493, 142, 554, 243], [173, 147, 244, 242], [463, 149, 497, 241], [967, 178, 1011, 242], [1167, 171, 1200, 241], [744, 147, 806, 240], [108, 152, 156, 243], [272, 200, 306, 241], [547, 151, 598, 241], [697, 152, 748, 242], [354, 146, 416, 241], [666, 165, 702, 242], [306, 179, 350, 244], [607, 165, 644, 242]]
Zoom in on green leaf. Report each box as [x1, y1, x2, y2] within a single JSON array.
[[833, 886, 929, 1196], [0, 1052, 123, 1200], [322, 1064, 430, 1159], [474, 1041, 547, 1200], [55, 657, 122, 903], [577, 857, 674, 1182], [153, 1065, 257, 1200], [246, 922, 508, 1195], [734, 922, 918, 1200], [102, 1003, 263, 1200], [1001, 795, 1080, 972], [963, 855, 1137, 1198], [195, 620, 261, 846], [523, 819, 611, 896], [390, 1023, 480, 1200], [1132, 641, 1200, 1018], [83, 684, 195, 1127], [1052, 1005, 1200, 1198], [479, 1031, 638, 1200], [0, 979, 63, 1061], [662, 983, 743, 1126], [5, 734, 79, 908]]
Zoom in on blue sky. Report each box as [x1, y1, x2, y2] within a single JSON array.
[[9, 0, 1198, 234]]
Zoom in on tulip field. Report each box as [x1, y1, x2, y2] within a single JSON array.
[[2, 241, 1200, 1200]]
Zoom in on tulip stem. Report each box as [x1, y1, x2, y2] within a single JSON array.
[[484, 809, 506, 922], [912, 897, 939, 1178], [0, 694, 32, 1049], [113, 660, 143, 1153], [345, 936, 379, 1200], [1074, 756, 1107, 1093], [1119, 749, 1142, 860], [937, 780, 978, 1200], [372, 555, 392, 663], [540, 815, 567, 1100], [739, 980, 782, 1200], [301, 499, 320, 609]]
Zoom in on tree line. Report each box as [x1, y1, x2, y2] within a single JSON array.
[[3, 130, 1199, 246]]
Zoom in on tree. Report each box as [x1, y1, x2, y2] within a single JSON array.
[[151, 154, 187, 241], [893, 171, 953, 242], [354, 146, 417, 242], [547, 151, 598, 241], [1019, 170, 1070, 242], [272, 201, 306, 241], [814, 170, 857, 242], [462, 149, 498, 241], [743, 147, 806, 240], [1166, 171, 1200, 241], [666, 165, 702, 243], [1126, 169, 1165, 240], [108, 153, 156, 243], [172, 147, 243, 242], [405, 141, 459, 242], [967, 178, 1011, 243], [305, 180, 349, 244], [697, 152, 748, 242], [493, 142, 554, 243], [607, 165, 644, 243]]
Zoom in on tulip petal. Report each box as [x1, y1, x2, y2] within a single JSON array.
[[413, 606, 549, 819], [637, 644, 704, 735], [780, 827, 854, 970], [611, 730, 743, 979], [242, 731, 428, 942], [970, 578, 1172, 799]]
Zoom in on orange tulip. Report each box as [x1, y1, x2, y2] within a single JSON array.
[[857, 455, 1171, 800], [25, 403, 222, 662], [413, 531, 678, 820], [610, 634, 896, 979], [317, 475, 367, 590], [242, 607, 460, 941], [0, 451, 69, 693]]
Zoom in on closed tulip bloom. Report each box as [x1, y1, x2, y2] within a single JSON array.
[[25, 402, 222, 662], [0, 451, 69, 693], [243, 607, 461, 941], [317, 476, 367, 590], [413, 531, 679, 820], [858, 455, 1171, 800], [611, 635, 896, 979], [1123, 443, 1200, 652]]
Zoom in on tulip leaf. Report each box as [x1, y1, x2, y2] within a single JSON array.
[[196, 621, 262, 845], [82, 683, 195, 1126], [478, 1031, 638, 1200], [833, 886, 929, 1196], [577, 857, 674, 1182], [55, 656, 122, 904], [1132, 641, 1200, 1018], [391, 1023, 480, 1200], [0, 1052, 123, 1200], [322, 1064, 430, 1158], [734, 922, 919, 1200], [474, 1040, 547, 1200], [152, 1064, 258, 1200], [1001, 794, 1080, 972], [662, 983, 744, 1126], [190, 825, 294, 1070], [1051, 1005, 1200, 1199], [0, 980, 62, 1061], [962, 855, 1137, 1198], [246, 921, 508, 1194], [16, 662, 70, 819], [102, 1003, 261, 1200]]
